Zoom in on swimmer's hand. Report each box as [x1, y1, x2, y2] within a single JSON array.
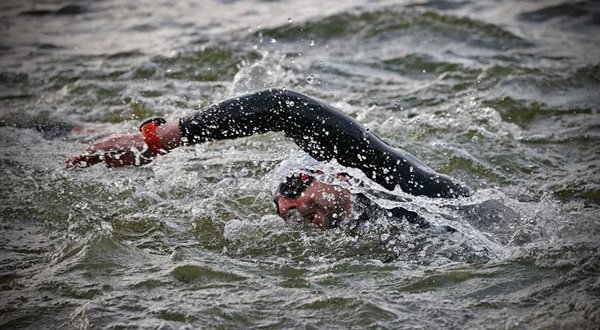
[[65, 120, 182, 169], [65, 134, 151, 169]]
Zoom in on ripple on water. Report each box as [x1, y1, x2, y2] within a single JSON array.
[[171, 264, 247, 284], [518, 1, 598, 24]]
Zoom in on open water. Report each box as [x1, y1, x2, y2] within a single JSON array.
[[1, 0, 599, 328]]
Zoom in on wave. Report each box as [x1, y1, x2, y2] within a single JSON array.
[[258, 7, 532, 50]]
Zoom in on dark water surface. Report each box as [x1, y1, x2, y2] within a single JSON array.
[[1, 0, 599, 328]]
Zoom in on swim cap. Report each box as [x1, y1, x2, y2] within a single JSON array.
[[270, 152, 354, 193]]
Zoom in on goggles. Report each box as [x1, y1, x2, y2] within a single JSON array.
[[277, 172, 316, 198]]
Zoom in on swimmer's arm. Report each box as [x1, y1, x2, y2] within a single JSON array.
[[65, 121, 181, 168], [68, 89, 322, 168]]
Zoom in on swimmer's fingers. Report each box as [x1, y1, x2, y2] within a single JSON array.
[[65, 134, 147, 169], [65, 152, 103, 169], [65, 142, 109, 168]]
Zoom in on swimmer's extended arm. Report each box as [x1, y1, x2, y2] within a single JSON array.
[[65, 121, 181, 168], [66, 89, 469, 198]]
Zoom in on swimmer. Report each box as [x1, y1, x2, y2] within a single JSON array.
[[66, 89, 470, 229]]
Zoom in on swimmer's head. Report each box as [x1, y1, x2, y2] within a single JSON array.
[[270, 154, 355, 229], [273, 169, 352, 229]]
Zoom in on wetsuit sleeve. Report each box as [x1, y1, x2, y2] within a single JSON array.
[[179, 88, 471, 198]]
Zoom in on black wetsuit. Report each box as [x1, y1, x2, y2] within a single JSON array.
[[179, 88, 470, 199]]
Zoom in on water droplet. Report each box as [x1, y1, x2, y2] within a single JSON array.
[[288, 17, 293, 23], [309, 39, 315, 46], [270, 38, 277, 43], [306, 75, 315, 84]]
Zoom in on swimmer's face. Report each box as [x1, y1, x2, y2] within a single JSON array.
[[274, 178, 352, 229]]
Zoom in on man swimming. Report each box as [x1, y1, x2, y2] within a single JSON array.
[[66, 89, 471, 229]]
